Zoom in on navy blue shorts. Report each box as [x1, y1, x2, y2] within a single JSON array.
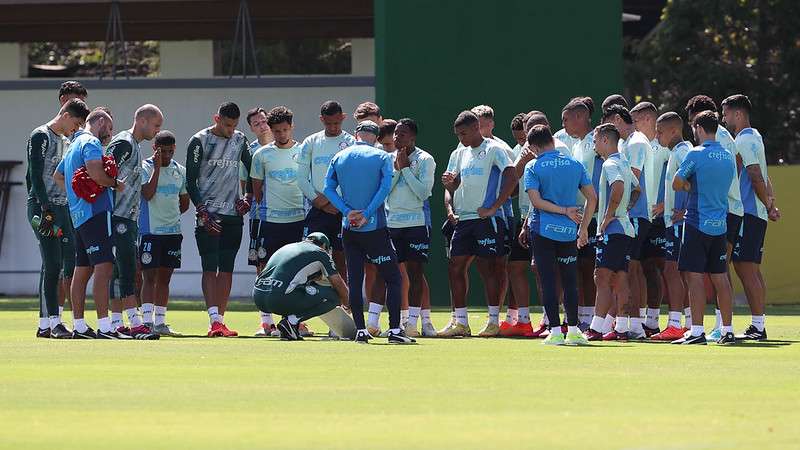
[[503, 217, 516, 255], [663, 223, 683, 262], [726, 213, 743, 246], [508, 220, 531, 262], [577, 218, 598, 259], [642, 217, 666, 259], [304, 207, 343, 251], [628, 217, 652, 261], [256, 220, 305, 264], [389, 226, 430, 263], [139, 234, 182, 269], [342, 228, 398, 267], [595, 233, 632, 272], [678, 224, 727, 274], [75, 211, 114, 267], [247, 218, 260, 266], [732, 214, 766, 264], [450, 217, 507, 257]]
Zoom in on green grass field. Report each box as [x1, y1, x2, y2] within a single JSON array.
[[2, 301, 799, 450]]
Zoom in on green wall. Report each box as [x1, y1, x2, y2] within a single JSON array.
[[375, 0, 623, 305]]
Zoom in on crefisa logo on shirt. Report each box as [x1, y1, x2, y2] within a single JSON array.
[[339, 142, 349, 150], [476, 150, 487, 160]]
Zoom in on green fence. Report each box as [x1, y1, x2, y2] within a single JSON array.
[[375, 0, 623, 305]]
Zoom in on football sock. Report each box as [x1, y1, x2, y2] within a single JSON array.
[[421, 309, 432, 325], [505, 308, 518, 324], [518, 307, 531, 324], [407, 306, 421, 328], [455, 307, 468, 326], [74, 318, 87, 333], [111, 312, 124, 329], [646, 308, 660, 329], [260, 311, 275, 326], [488, 305, 500, 325], [367, 302, 382, 328], [154, 306, 167, 326], [208, 306, 222, 325], [668, 311, 681, 328], [141, 302, 154, 324], [125, 308, 142, 327]]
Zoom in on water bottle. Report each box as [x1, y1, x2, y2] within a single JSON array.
[[31, 214, 63, 238]]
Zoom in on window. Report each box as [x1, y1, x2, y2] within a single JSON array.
[[26, 41, 160, 78], [214, 38, 351, 76]]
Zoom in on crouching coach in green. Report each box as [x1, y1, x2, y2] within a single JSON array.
[[253, 232, 353, 340]]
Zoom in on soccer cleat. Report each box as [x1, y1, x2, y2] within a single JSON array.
[[716, 332, 737, 345], [208, 321, 230, 337], [602, 330, 629, 341], [277, 318, 303, 341], [387, 329, 417, 344], [643, 325, 660, 338], [578, 322, 590, 333], [130, 324, 158, 340], [583, 328, 604, 341], [152, 323, 182, 337], [254, 323, 277, 337], [379, 329, 391, 338], [72, 326, 97, 339], [565, 331, 589, 346], [735, 325, 767, 341], [298, 322, 314, 337], [421, 322, 437, 337], [530, 322, 549, 338], [650, 325, 685, 341], [707, 328, 722, 341], [436, 322, 471, 338], [499, 321, 534, 337], [367, 326, 382, 337], [354, 329, 372, 344], [116, 326, 131, 337], [49, 323, 72, 339], [543, 332, 565, 346], [627, 330, 647, 341], [96, 329, 125, 339], [405, 325, 421, 338], [143, 322, 154, 330], [671, 333, 707, 345], [477, 322, 501, 337], [499, 320, 515, 332], [36, 327, 51, 338]]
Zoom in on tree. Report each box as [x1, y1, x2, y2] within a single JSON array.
[[625, 0, 800, 163]]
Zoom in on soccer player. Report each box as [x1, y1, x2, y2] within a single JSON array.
[[524, 124, 597, 345], [58, 80, 88, 106], [253, 233, 353, 341], [631, 101, 671, 336], [602, 104, 652, 339], [671, 111, 737, 345], [138, 130, 189, 336], [106, 104, 164, 339], [354, 101, 383, 125], [28, 99, 89, 338], [249, 105, 306, 329], [244, 107, 273, 269], [54, 81, 88, 323], [601, 94, 628, 113], [583, 123, 641, 341], [298, 101, 356, 279], [385, 118, 436, 337], [439, 111, 516, 338], [323, 121, 414, 344], [244, 107, 282, 336], [722, 94, 779, 340], [651, 112, 692, 341], [515, 111, 565, 336], [563, 98, 602, 331], [685, 94, 743, 338], [501, 113, 534, 336], [378, 119, 398, 150], [54, 109, 125, 338], [186, 102, 253, 337]]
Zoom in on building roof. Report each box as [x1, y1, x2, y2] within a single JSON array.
[[0, 0, 373, 42]]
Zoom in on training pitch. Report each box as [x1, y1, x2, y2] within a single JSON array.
[[1, 301, 798, 450]]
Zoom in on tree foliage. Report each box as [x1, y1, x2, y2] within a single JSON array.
[[27, 41, 159, 78], [625, 0, 800, 163]]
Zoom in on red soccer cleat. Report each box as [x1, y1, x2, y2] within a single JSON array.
[[499, 320, 515, 332], [651, 325, 686, 341], [530, 322, 549, 338], [208, 321, 238, 337], [499, 321, 534, 337], [602, 330, 629, 341], [583, 328, 604, 341], [116, 326, 131, 336]]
